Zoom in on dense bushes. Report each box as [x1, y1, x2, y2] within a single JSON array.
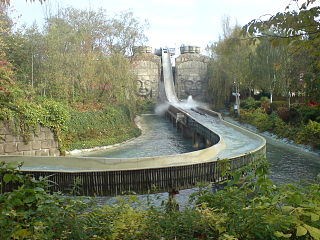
[[237, 97, 320, 150], [0, 162, 90, 239], [0, 87, 70, 142], [0, 88, 141, 152], [297, 120, 320, 149], [241, 97, 261, 109], [1, 160, 319, 240], [195, 159, 320, 240], [0, 74, 142, 152]]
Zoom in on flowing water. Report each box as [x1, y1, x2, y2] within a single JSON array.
[[92, 112, 320, 208], [222, 116, 320, 184], [95, 51, 320, 205], [84, 114, 194, 158], [267, 137, 320, 184]]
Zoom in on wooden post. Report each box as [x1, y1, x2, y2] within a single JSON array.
[[166, 189, 179, 212]]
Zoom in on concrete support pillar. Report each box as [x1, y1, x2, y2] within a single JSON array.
[[205, 138, 212, 147], [182, 126, 193, 139], [193, 132, 200, 149], [193, 132, 206, 149], [200, 136, 206, 148]]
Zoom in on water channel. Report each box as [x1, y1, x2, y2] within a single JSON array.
[[86, 113, 320, 208], [84, 114, 194, 158]]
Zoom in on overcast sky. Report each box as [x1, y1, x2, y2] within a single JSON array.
[[9, 0, 300, 54]]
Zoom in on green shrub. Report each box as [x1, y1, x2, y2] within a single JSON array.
[[296, 105, 320, 123], [61, 105, 141, 151], [273, 116, 298, 139], [136, 99, 156, 114], [0, 96, 70, 143], [238, 104, 319, 149], [251, 108, 274, 132], [241, 97, 261, 109], [259, 96, 270, 102], [195, 159, 320, 240], [41, 99, 70, 130], [296, 120, 320, 149], [142, 208, 218, 239], [270, 101, 287, 112], [0, 162, 90, 239], [239, 108, 254, 123], [240, 108, 276, 132], [1, 160, 320, 240]]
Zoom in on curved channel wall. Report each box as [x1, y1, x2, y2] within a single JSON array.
[[1, 106, 266, 196]]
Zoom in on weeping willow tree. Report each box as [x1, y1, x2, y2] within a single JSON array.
[[206, 19, 254, 110]]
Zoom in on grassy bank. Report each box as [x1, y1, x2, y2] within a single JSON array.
[[1, 88, 145, 153], [60, 105, 141, 152]]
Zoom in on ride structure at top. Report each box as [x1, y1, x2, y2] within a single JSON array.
[[180, 45, 201, 54], [132, 45, 209, 102], [154, 47, 175, 56]]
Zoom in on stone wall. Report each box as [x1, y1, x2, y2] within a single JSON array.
[[132, 53, 161, 100], [175, 53, 209, 102], [0, 124, 60, 156]]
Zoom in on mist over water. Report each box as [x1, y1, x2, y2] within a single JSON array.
[[168, 95, 209, 110], [154, 102, 170, 115], [155, 95, 209, 115], [173, 95, 199, 109]]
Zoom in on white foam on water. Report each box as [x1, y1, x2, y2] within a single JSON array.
[[154, 102, 170, 115], [170, 95, 209, 110]]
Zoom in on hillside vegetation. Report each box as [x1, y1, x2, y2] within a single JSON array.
[[0, 4, 149, 151]]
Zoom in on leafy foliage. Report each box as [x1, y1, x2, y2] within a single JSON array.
[[60, 105, 141, 151], [241, 97, 261, 109], [1, 159, 319, 240], [238, 98, 320, 150], [208, 1, 320, 110], [0, 86, 70, 143], [3, 7, 147, 107], [296, 120, 320, 149], [243, 0, 320, 44], [0, 5, 148, 153], [207, 19, 255, 109], [195, 158, 320, 240], [0, 161, 89, 240]]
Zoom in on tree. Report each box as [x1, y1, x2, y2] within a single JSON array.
[[252, 38, 287, 102], [0, 0, 46, 4], [207, 18, 254, 113], [243, 0, 319, 43], [3, 6, 147, 105], [242, 0, 320, 103], [0, 2, 15, 106]]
